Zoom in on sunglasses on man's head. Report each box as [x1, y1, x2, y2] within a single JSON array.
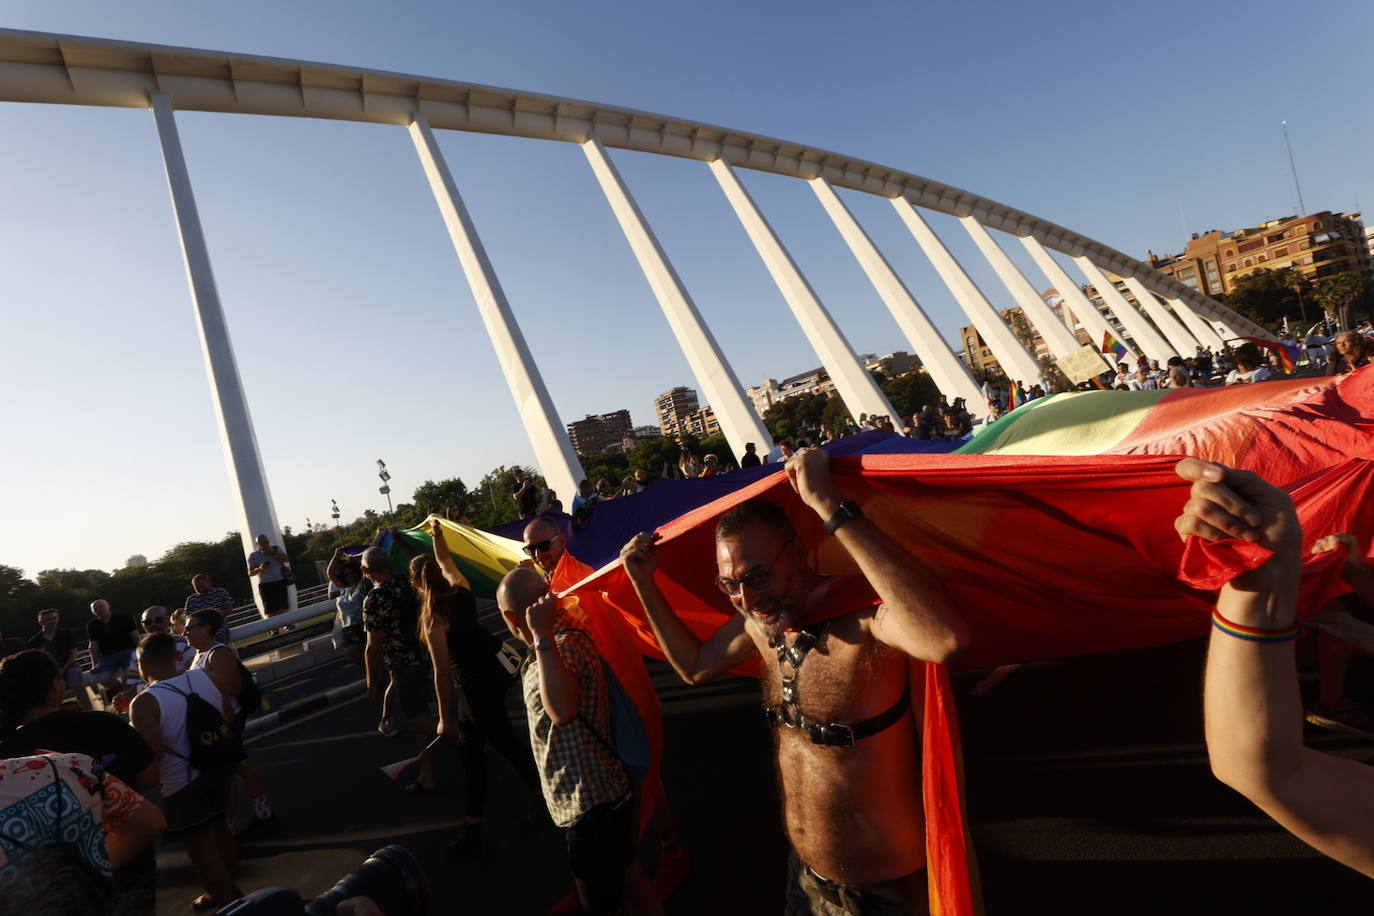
[[522, 535, 561, 557]]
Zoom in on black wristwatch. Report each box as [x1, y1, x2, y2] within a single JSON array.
[[823, 500, 864, 535]]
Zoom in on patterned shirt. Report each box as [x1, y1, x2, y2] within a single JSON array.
[[0, 752, 141, 875], [362, 577, 426, 672], [185, 587, 234, 615], [520, 626, 628, 827]]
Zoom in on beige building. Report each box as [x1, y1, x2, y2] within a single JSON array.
[[654, 386, 722, 440], [566, 409, 634, 456]]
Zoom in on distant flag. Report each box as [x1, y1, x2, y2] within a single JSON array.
[[1007, 385, 1026, 411], [1238, 336, 1300, 374], [1102, 330, 1128, 363], [380, 736, 443, 781]]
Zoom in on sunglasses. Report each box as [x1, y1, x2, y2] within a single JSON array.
[[142, 617, 167, 625], [522, 535, 562, 557], [716, 535, 795, 597]]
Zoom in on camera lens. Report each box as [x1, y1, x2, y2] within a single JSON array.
[[304, 845, 428, 916]]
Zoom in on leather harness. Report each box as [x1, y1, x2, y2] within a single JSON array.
[[763, 620, 912, 749]]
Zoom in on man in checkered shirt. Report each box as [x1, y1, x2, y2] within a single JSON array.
[[497, 567, 660, 916]]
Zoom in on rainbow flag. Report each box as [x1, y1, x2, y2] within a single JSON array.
[[1238, 336, 1300, 374], [1007, 386, 1025, 411], [1102, 330, 1128, 363]]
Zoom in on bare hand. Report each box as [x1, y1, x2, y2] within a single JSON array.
[[429, 518, 444, 538], [1173, 458, 1301, 557], [620, 532, 660, 582], [786, 447, 839, 514], [436, 716, 462, 741], [526, 592, 558, 640], [1312, 533, 1362, 571]]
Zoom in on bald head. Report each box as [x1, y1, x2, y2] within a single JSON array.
[[90, 599, 110, 621], [522, 517, 565, 573], [497, 566, 549, 644]]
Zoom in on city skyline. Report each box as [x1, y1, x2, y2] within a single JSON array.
[[3, 1, 1371, 577]]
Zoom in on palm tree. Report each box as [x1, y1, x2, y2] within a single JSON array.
[[1314, 272, 1367, 330]]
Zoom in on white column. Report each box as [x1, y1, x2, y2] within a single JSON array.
[[148, 92, 291, 618], [959, 216, 1082, 361], [709, 159, 898, 425], [892, 200, 1043, 386], [1073, 256, 1175, 364], [808, 178, 984, 408], [1019, 235, 1138, 364], [1121, 276, 1201, 356], [408, 113, 583, 504], [582, 138, 772, 460], [1165, 296, 1227, 350]]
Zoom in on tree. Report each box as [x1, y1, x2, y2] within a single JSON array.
[[1314, 272, 1368, 330], [880, 370, 941, 422], [411, 478, 471, 518], [762, 391, 829, 440], [1224, 268, 1312, 330]]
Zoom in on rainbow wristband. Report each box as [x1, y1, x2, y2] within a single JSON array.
[[1211, 609, 1299, 643]]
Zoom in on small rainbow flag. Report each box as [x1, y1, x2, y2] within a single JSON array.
[[1102, 330, 1128, 363], [1007, 386, 1026, 411], [379, 736, 444, 781], [1238, 336, 1300, 374]]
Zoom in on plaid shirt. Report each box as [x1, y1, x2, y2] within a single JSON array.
[[520, 626, 628, 827], [362, 577, 426, 672]]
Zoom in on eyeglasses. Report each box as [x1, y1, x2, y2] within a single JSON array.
[[142, 618, 167, 625], [523, 535, 562, 557], [716, 535, 795, 597]]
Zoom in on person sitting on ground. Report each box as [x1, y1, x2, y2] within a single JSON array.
[[620, 447, 970, 912], [1175, 457, 1374, 878], [1162, 355, 1191, 388], [0, 749, 165, 914], [1224, 342, 1271, 386], [87, 599, 138, 694], [1329, 330, 1372, 376], [417, 521, 544, 861], [360, 547, 438, 795], [130, 633, 242, 910], [0, 649, 163, 908], [496, 568, 663, 916], [186, 609, 275, 837], [328, 549, 370, 666], [27, 608, 90, 710], [741, 442, 762, 468]]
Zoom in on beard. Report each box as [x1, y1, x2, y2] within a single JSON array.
[[741, 594, 800, 642]]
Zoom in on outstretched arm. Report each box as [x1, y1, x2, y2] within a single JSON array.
[[786, 448, 969, 664], [427, 520, 470, 590], [621, 533, 756, 685], [326, 548, 350, 589], [1179, 457, 1374, 877]]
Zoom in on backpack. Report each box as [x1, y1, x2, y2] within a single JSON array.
[[560, 629, 651, 781], [234, 657, 262, 716], [156, 676, 245, 772]]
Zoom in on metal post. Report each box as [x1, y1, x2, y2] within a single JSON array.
[[709, 159, 898, 425], [1019, 235, 1139, 364], [408, 112, 583, 504], [581, 138, 772, 461], [1121, 276, 1202, 355], [809, 178, 984, 408], [892, 199, 1044, 386], [148, 92, 291, 618], [1163, 296, 1227, 350], [1073, 256, 1175, 364]]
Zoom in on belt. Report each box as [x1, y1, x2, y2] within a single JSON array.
[[802, 863, 926, 909], [766, 681, 911, 748]]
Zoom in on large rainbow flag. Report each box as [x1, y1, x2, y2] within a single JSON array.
[[551, 366, 1374, 915], [378, 516, 527, 597]]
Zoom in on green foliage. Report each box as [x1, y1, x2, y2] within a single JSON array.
[[466, 466, 534, 530], [411, 478, 470, 517], [1223, 268, 1313, 330], [880, 370, 941, 422], [762, 391, 828, 440], [1314, 272, 1370, 329]]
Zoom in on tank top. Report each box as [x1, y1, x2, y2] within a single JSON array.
[[148, 669, 222, 795], [190, 644, 241, 717], [436, 589, 500, 683]]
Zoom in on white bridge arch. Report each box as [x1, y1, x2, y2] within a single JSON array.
[[0, 29, 1269, 614]]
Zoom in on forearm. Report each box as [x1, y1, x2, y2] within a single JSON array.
[[426, 629, 454, 722], [364, 644, 384, 691], [431, 532, 464, 585], [1205, 561, 1303, 799], [829, 512, 969, 662], [106, 800, 166, 869], [535, 646, 582, 724], [628, 575, 709, 683]]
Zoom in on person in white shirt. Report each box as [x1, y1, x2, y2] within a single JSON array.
[[129, 632, 242, 910], [1225, 342, 1272, 386]]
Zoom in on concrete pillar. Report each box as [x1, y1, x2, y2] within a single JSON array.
[[1121, 276, 1201, 356], [148, 92, 292, 617], [892, 200, 1043, 387], [1165, 296, 1227, 350], [959, 216, 1082, 361], [582, 138, 771, 461], [808, 178, 984, 408], [1073, 256, 1175, 364], [1018, 235, 1138, 364], [408, 113, 583, 504], [709, 159, 898, 426]]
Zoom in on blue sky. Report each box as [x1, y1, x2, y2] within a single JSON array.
[[2, 1, 1371, 577]]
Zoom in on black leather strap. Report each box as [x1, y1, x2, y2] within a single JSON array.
[[766, 680, 912, 748]]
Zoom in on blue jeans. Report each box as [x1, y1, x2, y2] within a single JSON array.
[[95, 648, 134, 677]]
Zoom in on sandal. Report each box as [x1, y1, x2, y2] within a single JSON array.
[[403, 780, 440, 796]]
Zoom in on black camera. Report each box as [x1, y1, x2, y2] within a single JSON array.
[[216, 846, 429, 915]]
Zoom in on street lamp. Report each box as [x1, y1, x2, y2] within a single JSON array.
[[330, 499, 340, 527], [377, 459, 393, 517]]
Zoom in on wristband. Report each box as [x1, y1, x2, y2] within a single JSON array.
[[534, 636, 554, 652], [1211, 608, 1298, 643]]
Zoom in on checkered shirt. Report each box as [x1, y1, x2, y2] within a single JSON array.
[[520, 627, 629, 827]]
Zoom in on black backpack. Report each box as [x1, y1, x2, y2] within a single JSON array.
[[156, 677, 245, 772], [234, 657, 262, 717]]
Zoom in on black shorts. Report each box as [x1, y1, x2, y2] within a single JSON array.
[[566, 790, 637, 915], [343, 624, 365, 646], [258, 579, 290, 614], [164, 768, 232, 836]]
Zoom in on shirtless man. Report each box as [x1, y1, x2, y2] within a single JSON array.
[[620, 448, 970, 913]]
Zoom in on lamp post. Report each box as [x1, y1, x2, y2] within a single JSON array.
[[377, 459, 393, 518], [331, 499, 340, 527]]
